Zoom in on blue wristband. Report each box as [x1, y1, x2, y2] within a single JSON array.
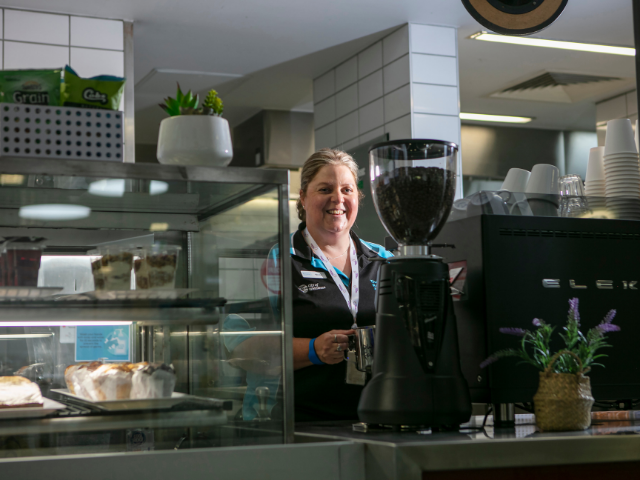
[[308, 338, 325, 365]]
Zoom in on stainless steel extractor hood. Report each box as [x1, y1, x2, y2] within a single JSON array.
[[231, 110, 314, 169]]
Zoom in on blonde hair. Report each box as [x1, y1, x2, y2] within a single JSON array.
[[296, 148, 364, 222]]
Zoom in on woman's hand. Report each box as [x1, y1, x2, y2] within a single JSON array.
[[313, 329, 354, 365]]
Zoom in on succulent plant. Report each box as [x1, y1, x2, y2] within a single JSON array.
[[159, 84, 199, 117], [202, 90, 224, 116], [159, 84, 224, 117]]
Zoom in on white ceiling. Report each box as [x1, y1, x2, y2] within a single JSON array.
[[0, 0, 635, 142]]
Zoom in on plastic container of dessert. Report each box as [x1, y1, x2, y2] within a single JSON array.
[[92, 245, 134, 291], [134, 245, 181, 290]]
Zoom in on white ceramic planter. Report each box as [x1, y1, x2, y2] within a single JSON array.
[[157, 115, 233, 166]]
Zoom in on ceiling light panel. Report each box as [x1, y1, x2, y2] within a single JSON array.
[[460, 113, 533, 124], [470, 32, 635, 56]]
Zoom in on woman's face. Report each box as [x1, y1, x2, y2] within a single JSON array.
[[301, 165, 359, 236]]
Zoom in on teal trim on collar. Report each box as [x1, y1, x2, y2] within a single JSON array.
[[360, 239, 394, 259], [310, 257, 350, 287]]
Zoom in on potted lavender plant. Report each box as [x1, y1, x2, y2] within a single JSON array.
[[481, 298, 620, 432]]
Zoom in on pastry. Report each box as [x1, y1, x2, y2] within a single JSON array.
[[131, 363, 176, 399], [70, 361, 103, 399], [64, 363, 88, 394], [90, 363, 135, 401], [0, 376, 43, 408], [14, 363, 44, 383]]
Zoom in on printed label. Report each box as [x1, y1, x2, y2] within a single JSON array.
[[60, 326, 76, 344], [297, 283, 326, 294], [82, 87, 108, 105], [301, 271, 326, 279], [13, 91, 49, 104]]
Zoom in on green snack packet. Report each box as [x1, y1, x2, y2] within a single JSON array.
[[0, 69, 62, 105], [63, 65, 125, 110]]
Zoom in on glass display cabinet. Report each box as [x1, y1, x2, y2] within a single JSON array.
[[0, 158, 293, 459]]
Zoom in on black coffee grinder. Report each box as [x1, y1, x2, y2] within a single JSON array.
[[358, 139, 471, 427]]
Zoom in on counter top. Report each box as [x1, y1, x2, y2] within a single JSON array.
[[296, 418, 640, 480]]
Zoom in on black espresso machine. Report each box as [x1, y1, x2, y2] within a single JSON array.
[[432, 211, 640, 406], [358, 140, 472, 427]]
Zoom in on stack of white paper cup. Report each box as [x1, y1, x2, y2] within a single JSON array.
[[585, 147, 606, 211], [603, 118, 640, 219], [585, 147, 605, 196]]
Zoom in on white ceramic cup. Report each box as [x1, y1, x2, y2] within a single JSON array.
[[585, 147, 605, 183], [525, 164, 560, 195], [500, 168, 531, 192], [604, 119, 638, 156]]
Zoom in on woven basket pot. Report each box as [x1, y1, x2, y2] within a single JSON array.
[[534, 350, 594, 432]]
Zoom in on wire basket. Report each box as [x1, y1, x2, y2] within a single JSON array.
[[0, 103, 124, 161]]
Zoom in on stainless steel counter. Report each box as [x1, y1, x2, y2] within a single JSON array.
[[295, 418, 640, 480]]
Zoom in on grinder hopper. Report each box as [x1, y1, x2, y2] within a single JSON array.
[[369, 139, 458, 253]]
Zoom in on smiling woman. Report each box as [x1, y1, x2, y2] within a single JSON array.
[[284, 148, 394, 421]]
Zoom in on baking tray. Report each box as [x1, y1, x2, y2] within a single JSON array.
[[58, 289, 197, 301], [51, 389, 192, 411], [0, 287, 63, 299], [0, 398, 66, 420]]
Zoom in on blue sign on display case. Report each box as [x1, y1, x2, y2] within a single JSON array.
[[75, 325, 131, 362]]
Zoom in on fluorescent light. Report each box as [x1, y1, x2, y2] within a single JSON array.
[[89, 179, 125, 197], [470, 32, 635, 56], [0, 334, 54, 339], [149, 222, 169, 232], [149, 180, 169, 195], [0, 321, 132, 327], [0, 174, 24, 185], [460, 113, 533, 124], [19, 204, 91, 221]]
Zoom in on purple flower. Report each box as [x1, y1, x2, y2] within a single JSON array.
[[532, 318, 545, 327], [603, 309, 617, 324], [569, 298, 580, 326], [480, 355, 499, 369], [499, 327, 527, 337], [596, 323, 621, 334]]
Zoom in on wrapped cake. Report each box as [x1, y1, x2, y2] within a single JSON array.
[[65, 361, 174, 401], [131, 363, 176, 399], [89, 363, 135, 401], [0, 376, 43, 408], [70, 361, 103, 399]]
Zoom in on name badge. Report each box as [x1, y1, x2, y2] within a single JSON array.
[[301, 271, 327, 279]]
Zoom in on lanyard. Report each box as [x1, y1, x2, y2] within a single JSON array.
[[302, 228, 359, 328]]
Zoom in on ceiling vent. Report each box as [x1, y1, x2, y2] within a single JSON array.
[[490, 72, 634, 103]]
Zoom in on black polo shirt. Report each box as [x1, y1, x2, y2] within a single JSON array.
[[288, 223, 393, 421]]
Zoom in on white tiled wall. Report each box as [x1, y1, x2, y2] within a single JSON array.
[[0, 9, 125, 106], [313, 22, 461, 156], [312, 25, 414, 150]]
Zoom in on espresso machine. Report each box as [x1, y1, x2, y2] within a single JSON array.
[[357, 139, 472, 427]]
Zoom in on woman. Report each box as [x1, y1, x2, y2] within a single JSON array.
[[289, 148, 392, 421]]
